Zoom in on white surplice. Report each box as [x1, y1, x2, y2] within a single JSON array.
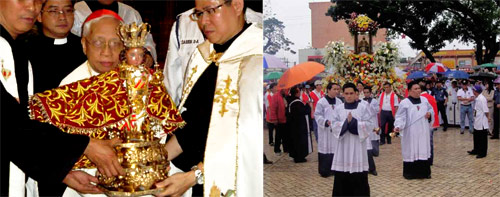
[[330, 101, 373, 173], [314, 96, 343, 154], [394, 96, 433, 162], [178, 23, 263, 197]]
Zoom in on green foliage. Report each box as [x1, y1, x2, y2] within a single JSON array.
[[326, 0, 500, 64], [263, 17, 294, 55]]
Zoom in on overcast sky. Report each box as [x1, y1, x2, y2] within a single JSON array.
[[266, 0, 473, 65]]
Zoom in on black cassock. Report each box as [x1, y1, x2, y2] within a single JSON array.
[[27, 32, 86, 93], [1, 25, 89, 196], [287, 97, 312, 162]]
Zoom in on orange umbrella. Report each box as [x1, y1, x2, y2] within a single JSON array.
[[277, 62, 325, 90]]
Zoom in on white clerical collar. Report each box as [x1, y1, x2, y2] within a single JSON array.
[[54, 37, 67, 45]]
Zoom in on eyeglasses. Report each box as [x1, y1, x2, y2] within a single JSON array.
[[42, 8, 75, 17], [86, 39, 123, 51], [190, 0, 228, 21]]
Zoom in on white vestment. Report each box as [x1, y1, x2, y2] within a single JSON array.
[[394, 97, 433, 162], [178, 23, 263, 196], [60, 61, 98, 86], [330, 101, 372, 173], [163, 8, 262, 106], [71, 1, 157, 61], [368, 98, 380, 144], [314, 96, 343, 154]]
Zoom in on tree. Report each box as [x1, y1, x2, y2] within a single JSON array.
[[263, 17, 294, 55], [442, 0, 500, 64], [326, 0, 500, 65], [326, 0, 455, 62]]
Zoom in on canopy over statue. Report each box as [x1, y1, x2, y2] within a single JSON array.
[[322, 13, 404, 95]]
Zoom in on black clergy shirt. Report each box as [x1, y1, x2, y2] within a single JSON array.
[[27, 32, 86, 93]]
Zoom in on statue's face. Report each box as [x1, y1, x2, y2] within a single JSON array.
[[126, 47, 144, 66]]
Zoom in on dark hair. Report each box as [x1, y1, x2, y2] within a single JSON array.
[[487, 80, 494, 93], [436, 80, 443, 84], [269, 83, 276, 89], [343, 82, 358, 92], [452, 81, 457, 85], [42, 0, 76, 9], [364, 86, 372, 91], [384, 82, 391, 87], [327, 82, 339, 91], [407, 80, 420, 90], [420, 84, 427, 91], [357, 82, 364, 87], [290, 85, 300, 97]]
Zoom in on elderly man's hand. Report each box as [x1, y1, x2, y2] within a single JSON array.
[[63, 171, 102, 194], [155, 171, 196, 197], [425, 112, 431, 119], [84, 138, 124, 177]]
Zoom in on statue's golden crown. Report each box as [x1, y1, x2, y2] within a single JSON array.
[[118, 22, 150, 48]]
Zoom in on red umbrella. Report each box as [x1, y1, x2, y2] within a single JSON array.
[[425, 62, 448, 73], [277, 62, 325, 90]]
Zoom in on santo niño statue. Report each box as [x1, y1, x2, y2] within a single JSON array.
[[29, 22, 184, 196]]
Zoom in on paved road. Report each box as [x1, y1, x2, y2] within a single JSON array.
[[264, 127, 500, 196]]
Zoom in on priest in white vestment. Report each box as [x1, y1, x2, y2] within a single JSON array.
[[314, 82, 343, 177], [394, 80, 433, 179], [330, 83, 372, 196], [156, 0, 263, 196]]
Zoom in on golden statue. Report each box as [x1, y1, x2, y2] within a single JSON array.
[[29, 22, 184, 196], [358, 37, 369, 54]]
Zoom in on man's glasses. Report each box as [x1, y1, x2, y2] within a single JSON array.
[[86, 39, 123, 51], [42, 8, 75, 17], [190, 0, 228, 21]]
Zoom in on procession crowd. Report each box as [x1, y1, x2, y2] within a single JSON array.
[[264, 75, 500, 196]]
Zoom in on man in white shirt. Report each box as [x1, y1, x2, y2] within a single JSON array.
[[457, 80, 475, 134], [378, 82, 399, 145], [468, 85, 490, 158]]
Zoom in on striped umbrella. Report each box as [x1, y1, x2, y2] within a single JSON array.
[[425, 62, 448, 73]]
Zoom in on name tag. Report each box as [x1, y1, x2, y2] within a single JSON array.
[[181, 39, 200, 45]]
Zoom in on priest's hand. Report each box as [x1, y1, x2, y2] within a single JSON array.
[[347, 112, 353, 123], [155, 171, 196, 197], [497, 104, 500, 109], [425, 112, 431, 119], [393, 127, 400, 133], [63, 171, 102, 194], [84, 138, 124, 177]]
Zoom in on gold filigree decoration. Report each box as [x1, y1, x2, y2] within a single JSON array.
[[209, 51, 224, 66], [182, 65, 198, 99], [118, 22, 150, 48], [213, 75, 238, 117]]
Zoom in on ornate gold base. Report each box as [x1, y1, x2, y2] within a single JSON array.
[[97, 139, 169, 195], [98, 185, 165, 197]]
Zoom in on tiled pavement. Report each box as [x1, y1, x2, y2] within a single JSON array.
[[264, 127, 500, 196]]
